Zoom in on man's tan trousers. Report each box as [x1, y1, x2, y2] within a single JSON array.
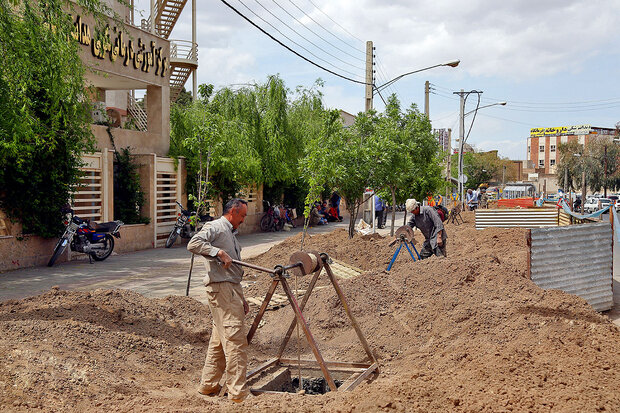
[[199, 281, 249, 400]]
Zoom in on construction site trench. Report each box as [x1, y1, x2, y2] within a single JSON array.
[[2, 211, 620, 412]]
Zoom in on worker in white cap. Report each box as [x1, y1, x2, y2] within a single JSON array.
[[406, 198, 447, 259]]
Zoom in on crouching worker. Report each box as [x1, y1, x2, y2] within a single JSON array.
[[187, 198, 250, 403], [406, 198, 447, 259]]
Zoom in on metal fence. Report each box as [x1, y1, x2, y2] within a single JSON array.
[[528, 222, 613, 311], [475, 209, 559, 229]]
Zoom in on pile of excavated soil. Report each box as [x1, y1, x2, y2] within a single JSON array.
[[2, 212, 620, 412]]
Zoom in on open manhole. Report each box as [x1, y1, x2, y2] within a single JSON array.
[[248, 363, 372, 395]]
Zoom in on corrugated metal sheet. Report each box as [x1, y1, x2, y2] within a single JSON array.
[[558, 211, 571, 226], [530, 223, 613, 311], [475, 209, 558, 229]]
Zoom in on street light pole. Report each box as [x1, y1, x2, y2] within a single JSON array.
[[372, 60, 460, 107], [457, 89, 465, 208], [453, 92, 507, 208]]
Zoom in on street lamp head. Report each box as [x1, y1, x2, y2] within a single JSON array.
[[498, 101, 507, 106], [443, 60, 460, 68]]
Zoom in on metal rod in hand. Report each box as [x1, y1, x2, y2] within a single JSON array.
[[230, 258, 303, 275], [230, 259, 276, 274], [186, 253, 195, 296]]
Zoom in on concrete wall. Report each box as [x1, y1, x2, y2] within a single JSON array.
[[0, 219, 63, 272], [115, 223, 155, 252], [92, 125, 169, 157]]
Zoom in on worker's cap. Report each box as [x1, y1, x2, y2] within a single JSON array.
[[405, 199, 420, 212]]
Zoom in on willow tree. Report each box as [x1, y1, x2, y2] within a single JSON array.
[[170, 86, 261, 214]]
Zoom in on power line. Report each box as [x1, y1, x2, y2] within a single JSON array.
[[219, 0, 370, 85], [272, 0, 366, 64], [288, 0, 366, 58], [248, 0, 365, 78], [305, 0, 365, 45], [432, 82, 620, 109]]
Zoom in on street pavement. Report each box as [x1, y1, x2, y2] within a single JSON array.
[[0, 214, 402, 304]]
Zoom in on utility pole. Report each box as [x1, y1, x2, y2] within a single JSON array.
[[564, 166, 570, 210], [581, 167, 586, 214], [365, 41, 374, 112], [192, 0, 197, 100], [457, 89, 465, 208], [446, 128, 452, 204], [604, 145, 608, 197], [424, 81, 430, 118]]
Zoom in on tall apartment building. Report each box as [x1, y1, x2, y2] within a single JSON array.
[[526, 125, 616, 174]]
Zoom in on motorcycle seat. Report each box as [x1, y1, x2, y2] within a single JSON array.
[[94, 222, 119, 233]]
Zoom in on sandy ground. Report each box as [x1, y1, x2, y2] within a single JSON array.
[[2, 211, 620, 412]]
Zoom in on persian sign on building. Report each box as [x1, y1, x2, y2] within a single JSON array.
[[530, 125, 591, 137]]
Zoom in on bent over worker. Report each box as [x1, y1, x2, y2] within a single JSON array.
[[406, 198, 447, 259], [187, 198, 250, 402]]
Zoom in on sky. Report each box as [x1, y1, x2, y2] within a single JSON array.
[[134, 0, 620, 160]]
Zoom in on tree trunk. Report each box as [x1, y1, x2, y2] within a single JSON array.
[[390, 186, 396, 237], [403, 210, 407, 226], [347, 200, 359, 239]]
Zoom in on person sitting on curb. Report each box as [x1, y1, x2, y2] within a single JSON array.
[[309, 203, 327, 226], [406, 198, 447, 259]]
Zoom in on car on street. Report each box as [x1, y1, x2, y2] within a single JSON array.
[[599, 198, 612, 211], [583, 198, 600, 214]]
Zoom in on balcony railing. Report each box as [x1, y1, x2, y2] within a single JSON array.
[[169, 39, 198, 64]]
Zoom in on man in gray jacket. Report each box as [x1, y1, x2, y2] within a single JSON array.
[[187, 198, 250, 402], [406, 198, 447, 259]]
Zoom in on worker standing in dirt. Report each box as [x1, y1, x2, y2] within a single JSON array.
[[187, 198, 250, 403], [405, 198, 447, 258]]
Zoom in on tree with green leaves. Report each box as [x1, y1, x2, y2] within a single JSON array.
[[302, 110, 375, 238], [303, 94, 445, 238], [364, 96, 444, 235], [0, 0, 118, 237], [171, 76, 330, 215], [170, 84, 261, 215]]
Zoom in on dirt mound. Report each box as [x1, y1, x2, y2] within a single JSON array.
[[2, 213, 620, 412]]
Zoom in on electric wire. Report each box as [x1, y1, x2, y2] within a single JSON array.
[[431, 82, 620, 110], [375, 57, 399, 99], [257, 0, 365, 71], [219, 0, 371, 85], [247, 0, 365, 78], [273, 0, 367, 64], [305, 0, 366, 45]]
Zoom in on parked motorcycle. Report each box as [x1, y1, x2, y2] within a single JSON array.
[[165, 201, 212, 248], [47, 208, 123, 267], [260, 201, 285, 232]]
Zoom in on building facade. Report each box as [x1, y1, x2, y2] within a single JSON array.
[[526, 125, 616, 174], [0, 1, 199, 271]]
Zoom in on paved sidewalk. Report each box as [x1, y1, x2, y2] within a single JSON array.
[[0, 214, 403, 303]]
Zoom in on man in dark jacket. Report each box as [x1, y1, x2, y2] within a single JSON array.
[[406, 198, 447, 259]]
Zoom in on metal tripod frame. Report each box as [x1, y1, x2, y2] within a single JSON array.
[[242, 253, 378, 393], [387, 235, 420, 271]]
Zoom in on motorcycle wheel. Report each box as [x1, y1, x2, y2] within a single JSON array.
[[91, 234, 115, 261], [165, 227, 180, 248], [47, 236, 69, 267], [260, 214, 272, 232], [275, 217, 285, 231]]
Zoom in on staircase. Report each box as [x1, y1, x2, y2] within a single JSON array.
[[169, 40, 198, 102], [140, 0, 197, 103], [141, 0, 188, 39], [127, 94, 148, 132]]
